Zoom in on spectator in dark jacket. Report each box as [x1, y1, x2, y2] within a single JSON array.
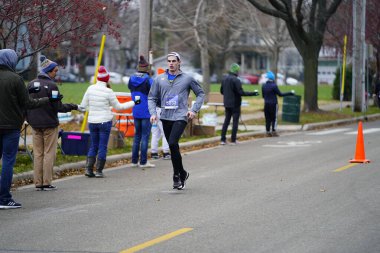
[[262, 71, 294, 137], [128, 55, 154, 168], [220, 63, 259, 145], [0, 49, 51, 209], [26, 56, 79, 191]]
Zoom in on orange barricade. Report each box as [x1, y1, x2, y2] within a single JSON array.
[[113, 92, 134, 137]]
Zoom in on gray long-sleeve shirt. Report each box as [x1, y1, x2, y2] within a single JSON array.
[[148, 70, 205, 122]]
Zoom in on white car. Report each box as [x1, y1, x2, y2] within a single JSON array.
[[90, 72, 125, 84], [259, 73, 299, 86]]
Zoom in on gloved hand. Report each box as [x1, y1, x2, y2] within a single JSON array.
[[291, 90, 296, 95], [49, 94, 63, 102], [77, 105, 86, 112], [253, 90, 260, 96], [28, 86, 40, 94], [134, 97, 141, 105]]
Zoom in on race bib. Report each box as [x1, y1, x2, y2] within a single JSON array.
[[165, 95, 179, 109]]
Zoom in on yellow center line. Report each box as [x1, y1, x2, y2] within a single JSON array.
[[333, 163, 358, 172], [120, 227, 193, 253]]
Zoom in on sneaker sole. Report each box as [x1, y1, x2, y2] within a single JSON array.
[[0, 205, 21, 209], [43, 187, 57, 191]]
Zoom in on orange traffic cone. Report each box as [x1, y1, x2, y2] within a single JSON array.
[[350, 121, 370, 163]]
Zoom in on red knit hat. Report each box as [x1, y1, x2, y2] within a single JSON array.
[[97, 66, 110, 82], [137, 55, 150, 73]]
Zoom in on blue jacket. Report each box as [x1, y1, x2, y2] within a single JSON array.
[[128, 72, 153, 119], [262, 80, 293, 104]]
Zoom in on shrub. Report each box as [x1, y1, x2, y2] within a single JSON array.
[[333, 66, 352, 101]]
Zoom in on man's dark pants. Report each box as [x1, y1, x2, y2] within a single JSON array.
[[221, 107, 240, 143], [161, 119, 188, 179]]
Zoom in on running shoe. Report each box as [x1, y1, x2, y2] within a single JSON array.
[[43, 185, 57, 191], [139, 162, 155, 168], [178, 172, 189, 190], [0, 199, 22, 209], [151, 153, 160, 159], [173, 175, 181, 189], [163, 153, 171, 160]]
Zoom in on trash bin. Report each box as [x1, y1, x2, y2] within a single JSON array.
[[61, 132, 91, 156], [282, 95, 301, 123]]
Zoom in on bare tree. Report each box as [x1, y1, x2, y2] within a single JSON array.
[[152, 0, 225, 100], [0, 0, 125, 73], [246, 0, 343, 111]]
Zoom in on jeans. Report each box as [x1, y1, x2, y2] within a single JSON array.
[[161, 120, 187, 177], [0, 130, 20, 203], [88, 121, 112, 160], [221, 107, 241, 143], [132, 118, 151, 165]]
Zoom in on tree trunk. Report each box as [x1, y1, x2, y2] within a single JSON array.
[[200, 46, 210, 102], [215, 52, 226, 83], [376, 49, 380, 81], [302, 50, 319, 112], [78, 54, 89, 82], [193, 0, 210, 102]]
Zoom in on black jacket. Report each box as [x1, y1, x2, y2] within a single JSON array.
[[220, 73, 257, 108], [262, 80, 293, 104], [26, 73, 77, 128], [0, 65, 49, 130]]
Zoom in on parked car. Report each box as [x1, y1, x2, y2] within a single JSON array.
[[56, 72, 79, 83], [259, 73, 299, 86], [241, 74, 260, 85], [181, 67, 203, 83], [238, 76, 251, 85], [90, 72, 125, 84]]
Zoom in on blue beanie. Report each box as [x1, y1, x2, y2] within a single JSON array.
[[266, 71, 275, 81], [40, 55, 58, 73]]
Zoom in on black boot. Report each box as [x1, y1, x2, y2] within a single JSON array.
[[95, 159, 106, 178], [85, 157, 96, 177]]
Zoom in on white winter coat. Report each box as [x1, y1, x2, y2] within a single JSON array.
[[80, 81, 135, 123]]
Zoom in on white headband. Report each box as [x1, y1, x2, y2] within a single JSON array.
[[167, 52, 181, 61]]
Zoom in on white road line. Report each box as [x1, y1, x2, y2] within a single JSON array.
[[345, 128, 380, 135], [307, 128, 351, 135]]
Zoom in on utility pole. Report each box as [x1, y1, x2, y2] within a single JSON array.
[[352, 0, 366, 112], [138, 0, 152, 59], [360, 0, 367, 112]]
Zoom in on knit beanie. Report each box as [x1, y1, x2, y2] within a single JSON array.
[[40, 55, 58, 73], [97, 66, 110, 82], [266, 71, 275, 81], [137, 55, 150, 73], [230, 63, 240, 74]]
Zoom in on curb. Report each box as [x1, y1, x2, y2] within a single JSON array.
[[13, 114, 380, 184], [302, 113, 380, 131]]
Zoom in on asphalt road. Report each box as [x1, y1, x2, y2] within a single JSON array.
[[1, 120, 380, 253]]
